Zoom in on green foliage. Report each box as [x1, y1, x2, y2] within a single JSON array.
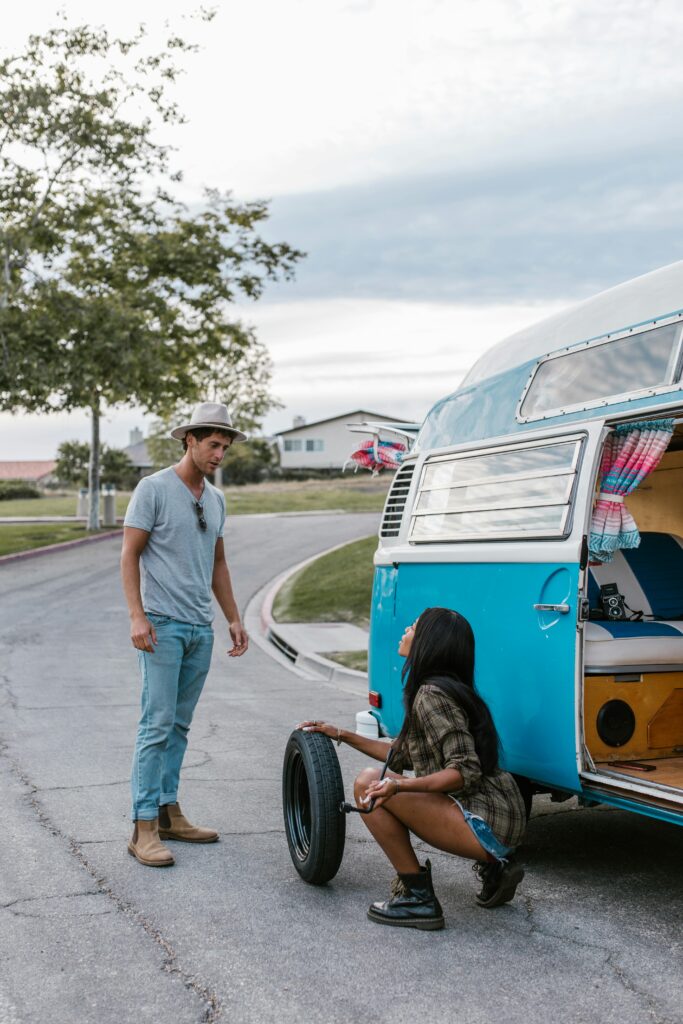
[[146, 331, 284, 469], [0, 479, 40, 500], [223, 438, 277, 485], [101, 448, 137, 489], [55, 440, 136, 488], [55, 441, 90, 486], [0, 15, 303, 528]]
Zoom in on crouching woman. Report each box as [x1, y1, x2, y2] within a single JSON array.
[[300, 607, 527, 930]]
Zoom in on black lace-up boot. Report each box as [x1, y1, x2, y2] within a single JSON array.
[[367, 859, 445, 930], [473, 854, 524, 908]]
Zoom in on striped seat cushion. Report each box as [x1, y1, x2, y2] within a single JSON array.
[[586, 533, 683, 671]]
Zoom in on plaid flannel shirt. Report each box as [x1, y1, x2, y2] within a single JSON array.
[[389, 683, 527, 848]]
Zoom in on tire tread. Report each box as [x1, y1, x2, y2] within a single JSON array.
[[282, 730, 346, 885]]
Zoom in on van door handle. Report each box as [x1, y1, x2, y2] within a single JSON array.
[[533, 603, 570, 614]]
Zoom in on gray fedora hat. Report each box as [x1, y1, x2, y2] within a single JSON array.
[[170, 402, 248, 443]]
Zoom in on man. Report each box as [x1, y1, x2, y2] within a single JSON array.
[[121, 401, 249, 867]]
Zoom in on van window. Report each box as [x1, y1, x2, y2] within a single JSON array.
[[410, 438, 582, 542], [519, 321, 681, 420]]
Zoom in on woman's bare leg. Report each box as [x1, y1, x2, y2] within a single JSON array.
[[354, 768, 420, 872], [354, 767, 490, 873]]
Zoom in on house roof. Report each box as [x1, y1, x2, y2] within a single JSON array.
[[0, 460, 57, 481], [276, 410, 403, 437]]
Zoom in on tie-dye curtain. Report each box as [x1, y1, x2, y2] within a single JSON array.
[[589, 419, 674, 563]]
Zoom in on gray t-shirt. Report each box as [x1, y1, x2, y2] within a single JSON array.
[[124, 467, 226, 625]]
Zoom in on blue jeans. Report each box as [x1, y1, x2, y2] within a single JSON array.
[[131, 613, 214, 821], [450, 797, 513, 862]]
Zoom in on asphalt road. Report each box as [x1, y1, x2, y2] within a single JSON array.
[[0, 512, 681, 1024]]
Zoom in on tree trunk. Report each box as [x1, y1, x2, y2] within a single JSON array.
[[0, 247, 10, 371], [87, 400, 101, 531]]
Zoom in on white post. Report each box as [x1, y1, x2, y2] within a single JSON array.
[[77, 488, 88, 518]]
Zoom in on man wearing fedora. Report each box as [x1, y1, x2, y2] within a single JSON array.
[[121, 402, 249, 867]]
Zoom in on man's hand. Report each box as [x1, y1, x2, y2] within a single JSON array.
[[228, 620, 248, 657], [131, 613, 157, 653]]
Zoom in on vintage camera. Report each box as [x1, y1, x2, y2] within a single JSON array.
[[600, 582, 627, 621]]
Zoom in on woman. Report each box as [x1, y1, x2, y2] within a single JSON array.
[[299, 607, 527, 930]]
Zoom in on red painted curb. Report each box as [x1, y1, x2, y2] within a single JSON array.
[[0, 529, 122, 567]]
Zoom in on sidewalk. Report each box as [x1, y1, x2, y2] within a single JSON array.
[[248, 549, 370, 688], [268, 620, 369, 682]]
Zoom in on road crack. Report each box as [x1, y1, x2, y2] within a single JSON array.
[[0, 739, 223, 1023], [37, 778, 129, 792], [523, 890, 675, 1024], [0, 673, 18, 712], [1, 890, 98, 911]]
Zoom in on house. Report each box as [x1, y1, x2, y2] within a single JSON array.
[[0, 461, 57, 485], [123, 428, 154, 480], [275, 410, 406, 471]]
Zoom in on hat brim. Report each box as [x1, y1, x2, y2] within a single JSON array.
[[170, 422, 248, 443]]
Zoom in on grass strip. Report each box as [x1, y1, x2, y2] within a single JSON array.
[[0, 523, 107, 558], [0, 495, 132, 517], [224, 483, 387, 515], [323, 650, 368, 672], [0, 476, 391, 519], [272, 535, 376, 627]]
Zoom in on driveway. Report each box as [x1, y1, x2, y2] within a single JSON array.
[[0, 512, 681, 1024]]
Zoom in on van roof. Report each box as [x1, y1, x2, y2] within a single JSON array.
[[463, 260, 683, 387]]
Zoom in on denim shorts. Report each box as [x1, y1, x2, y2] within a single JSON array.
[[450, 797, 513, 862]]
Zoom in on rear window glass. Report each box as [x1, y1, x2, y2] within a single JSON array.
[[410, 437, 582, 543], [520, 322, 680, 420]]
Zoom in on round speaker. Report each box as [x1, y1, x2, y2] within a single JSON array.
[[596, 699, 636, 747]]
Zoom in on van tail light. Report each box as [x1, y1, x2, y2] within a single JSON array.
[[369, 690, 382, 708]]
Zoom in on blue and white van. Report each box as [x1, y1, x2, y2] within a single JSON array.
[[361, 261, 683, 827]]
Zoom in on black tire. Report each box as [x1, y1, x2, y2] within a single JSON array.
[[282, 729, 346, 885]]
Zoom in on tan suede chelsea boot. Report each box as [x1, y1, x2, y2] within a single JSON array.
[[158, 802, 219, 843], [127, 818, 175, 867]]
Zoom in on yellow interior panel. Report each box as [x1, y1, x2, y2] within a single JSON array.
[[584, 672, 683, 761], [648, 688, 683, 749], [623, 448, 683, 537]]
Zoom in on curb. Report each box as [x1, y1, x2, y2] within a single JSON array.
[[0, 528, 122, 567], [255, 538, 371, 688]]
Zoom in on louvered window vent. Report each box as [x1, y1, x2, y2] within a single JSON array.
[[380, 463, 416, 538]]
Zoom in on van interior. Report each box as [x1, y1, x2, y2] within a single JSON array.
[[582, 418, 683, 805]]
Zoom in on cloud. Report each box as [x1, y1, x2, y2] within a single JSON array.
[[246, 297, 564, 435], [261, 136, 683, 305]]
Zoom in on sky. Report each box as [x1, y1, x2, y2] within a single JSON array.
[[3, 0, 683, 457]]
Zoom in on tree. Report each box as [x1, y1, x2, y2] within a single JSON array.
[[0, 17, 303, 529], [101, 448, 137, 489], [221, 438, 277, 486], [56, 440, 136, 488], [146, 327, 282, 469], [55, 441, 90, 486]]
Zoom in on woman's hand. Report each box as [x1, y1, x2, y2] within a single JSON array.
[[296, 720, 339, 739], [361, 776, 400, 809]]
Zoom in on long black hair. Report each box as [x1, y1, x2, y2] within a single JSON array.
[[396, 606, 500, 775]]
